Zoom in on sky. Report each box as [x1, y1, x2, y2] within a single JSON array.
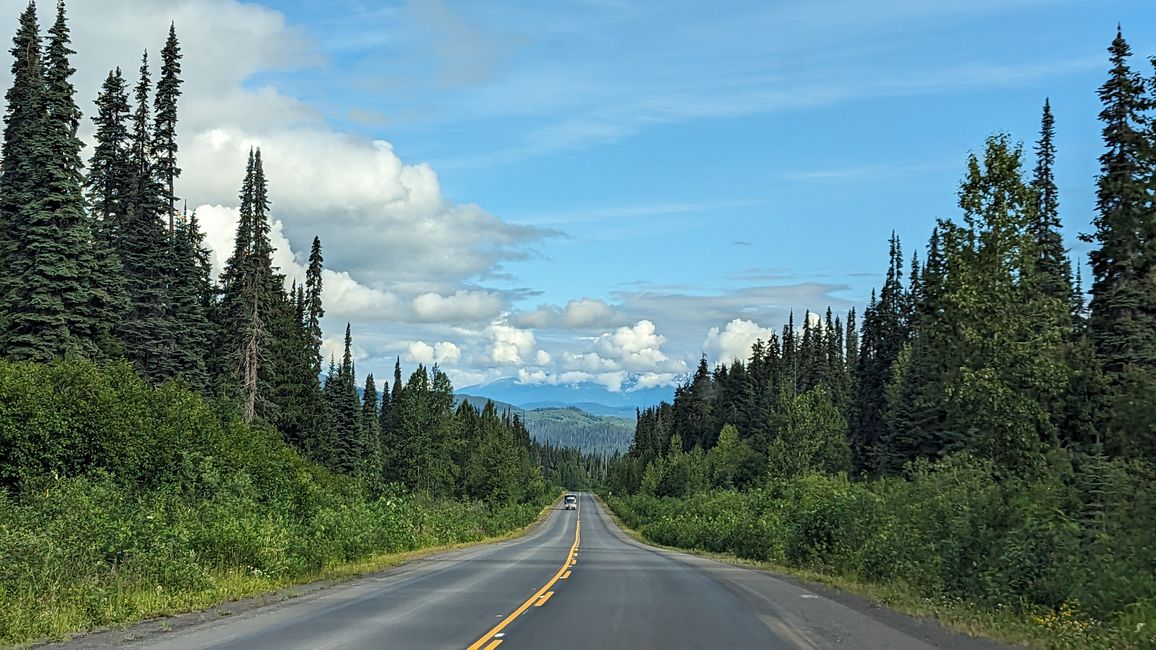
[[5, 0, 1156, 396]]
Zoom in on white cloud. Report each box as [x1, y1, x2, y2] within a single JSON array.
[[561, 298, 617, 327], [412, 290, 503, 323], [592, 320, 678, 372], [486, 323, 537, 366], [405, 340, 462, 365], [703, 319, 778, 365]]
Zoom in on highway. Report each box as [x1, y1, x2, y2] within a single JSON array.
[[63, 493, 1005, 649]]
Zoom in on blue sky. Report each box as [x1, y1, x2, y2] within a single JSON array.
[[260, 0, 1147, 303], [29, 0, 1156, 393]]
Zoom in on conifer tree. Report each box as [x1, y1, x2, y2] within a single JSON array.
[[1083, 28, 1156, 456], [215, 149, 282, 420], [0, 1, 114, 360], [326, 324, 364, 474], [114, 50, 176, 380], [153, 23, 181, 232], [304, 236, 325, 376], [165, 210, 212, 388], [86, 68, 132, 240], [1031, 98, 1073, 303], [849, 235, 908, 474]]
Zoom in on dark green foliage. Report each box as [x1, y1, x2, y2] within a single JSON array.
[[324, 324, 363, 475], [1083, 28, 1156, 458], [521, 407, 634, 455], [0, 1, 115, 361], [113, 51, 177, 381], [304, 236, 325, 377], [1031, 99, 1074, 304], [213, 149, 282, 421], [165, 211, 213, 389], [0, 359, 553, 646], [152, 23, 181, 231], [608, 453, 1156, 648], [849, 234, 909, 475]]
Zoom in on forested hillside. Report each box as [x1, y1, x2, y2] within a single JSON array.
[[607, 28, 1156, 649], [0, 3, 555, 644], [523, 407, 634, 455]]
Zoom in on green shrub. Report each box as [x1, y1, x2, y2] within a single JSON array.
[[607, 452, 1156, 648]]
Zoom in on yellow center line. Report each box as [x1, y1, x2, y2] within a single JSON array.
[[482, 640, 503, 650], [534, 591, 555, 607], [466, 512, 581, 650], [561, 570, 571, 580]]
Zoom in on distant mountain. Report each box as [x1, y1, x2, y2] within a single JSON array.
[[452, 392, 639, 455], [521, 401, 638, 419], [458, 376, 674, 413], [453, 393, 522, 414], [522, 406, 634, 455]]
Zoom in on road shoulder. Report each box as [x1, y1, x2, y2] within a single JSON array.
[[592, 494, 1014, 650], [33, 496, 564, 650]]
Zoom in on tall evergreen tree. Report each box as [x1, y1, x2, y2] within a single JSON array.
[[152, 23, 181, 232], [849, 235, 909, 474], [165, 209, 212, 388], [0, 2, 44, 289], [215, 149, 282, 421], [86, 68, 132, 240], [1031, 98, 1074, 304], [1083, 28, 1156, 457], [0, 1, 114, 360], [113, 50, 176, 380], [304, 236, 325, 377]]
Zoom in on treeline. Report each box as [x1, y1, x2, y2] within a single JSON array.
[[606, 28, 1156, 648], [0, 0, 552, 506], [0, 4, 559, 643], [0, 358, 553, 645], [532, 441, 614, 490], [523, 407, 634, 456]]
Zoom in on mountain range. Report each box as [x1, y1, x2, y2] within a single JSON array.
[[457, 376, 675, 418]]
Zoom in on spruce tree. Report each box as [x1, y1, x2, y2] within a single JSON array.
[[1083, 28, 1156, 457], [215, 149, 282, 421], [304, 236, 325, 377], [165, 209, 212, 389], [153, 23, 181, 232], [0, 2, 44, 284], [1031, 98, 1074, 303], [86, 68, 132, 240], [0, 1, 114, 360], [115, 50, 176, 381]]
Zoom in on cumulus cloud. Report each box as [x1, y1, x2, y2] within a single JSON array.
[[592, 320, 680, 373], [703, 319, 778, 365], [486, 323, 537, 366], [405, 340, 462, 365], [562, 299, 618, 327]]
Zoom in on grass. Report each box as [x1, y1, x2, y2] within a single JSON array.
[[5, 494, 562, 649]]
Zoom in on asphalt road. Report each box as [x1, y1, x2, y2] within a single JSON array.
[[59, 493, 1006, 650]]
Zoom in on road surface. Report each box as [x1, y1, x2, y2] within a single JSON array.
[[55, 493, 1005, 650]]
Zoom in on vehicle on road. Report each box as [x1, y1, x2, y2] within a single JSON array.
[[564, 494, 577, 510]]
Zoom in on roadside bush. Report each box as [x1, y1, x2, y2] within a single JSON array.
[[606, 452, 1156, 648], [0, 360, 554, 646]]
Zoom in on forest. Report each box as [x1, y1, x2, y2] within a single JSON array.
[[0, 2, 575, 644], [605, 28, 1156, 649]]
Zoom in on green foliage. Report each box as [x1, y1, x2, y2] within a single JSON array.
[[608, 452, 1156, 648], [766, 386, 851, 480], [521, 407, 634, 455], [0, 359, 554, 645]]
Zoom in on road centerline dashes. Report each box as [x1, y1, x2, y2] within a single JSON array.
[[465, 499, 581, 650]]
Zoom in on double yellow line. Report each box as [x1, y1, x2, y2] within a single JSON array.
[[466, 509, 581, 650]]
